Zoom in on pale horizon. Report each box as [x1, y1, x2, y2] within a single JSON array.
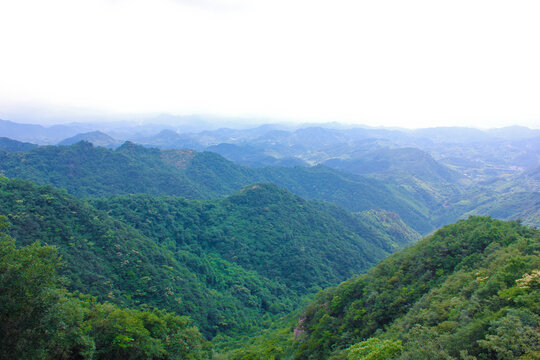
[[1, 0, 540, 129]]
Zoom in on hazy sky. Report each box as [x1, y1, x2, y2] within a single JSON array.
[[1, 0, 539, 128]]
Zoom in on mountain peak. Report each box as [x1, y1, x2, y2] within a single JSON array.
[[58, 131, 121, 149]]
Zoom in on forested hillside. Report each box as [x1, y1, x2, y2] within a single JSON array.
[[0, 141, 433, 232], [0, 177, 414, 341], [231, 217, 540, 359], [90, 183, 414, 292], [0, 217, 211, 360]]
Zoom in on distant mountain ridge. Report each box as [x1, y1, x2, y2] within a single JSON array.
[[1, 118, 539, 230], [58, 131, 122, 148], [0, 137, 38, 152], [0, 141, 435, 233]]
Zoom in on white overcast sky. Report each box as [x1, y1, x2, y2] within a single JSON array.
[[0, 0, 539, 128]]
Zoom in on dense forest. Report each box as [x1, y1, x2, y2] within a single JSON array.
[[0, 216, 212, 360], [0, 177, 418, 343], [0, 141, 433, 232], [229, 217, 539, 359]]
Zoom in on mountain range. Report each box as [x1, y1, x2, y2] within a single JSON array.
[[0, 118, 538, 358]]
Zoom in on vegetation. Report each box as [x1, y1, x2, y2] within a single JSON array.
[[230, 217, 539, 359], [0, 136, 38, 152], [0, 177, 288, 338], [90, 183, 407, 293], [1, 129, 538, 359], [0, 215, 211, 360], [0, 177, 415, 342], [0, 141, 434, 233]]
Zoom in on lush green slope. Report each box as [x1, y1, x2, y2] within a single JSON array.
[[0, 141, 202, 198], [255, 165, 432, 233], [90, 183, 406, 293], [232, 217, 539, 359], [0, 177, 415, 341], [0, 141, 434, 232], [324, 147, 465, 210], [0, 177, 295, 338], [354, 209, 421, 249], [0, 219, 211, 360]]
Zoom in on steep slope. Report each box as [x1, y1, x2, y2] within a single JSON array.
[[90, 183, 407, 293], [0, 227, 211, 359], [232, 217, 539, 359], [355, 209, 421, 249], [324, 147, 465, 208], [255, 165, 432, 233], [0, 177, 296, 338], [0, 177, 413, 340]]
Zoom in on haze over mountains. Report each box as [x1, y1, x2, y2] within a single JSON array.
[[1, 118, 539, 229], [0, 117, 539, 359]]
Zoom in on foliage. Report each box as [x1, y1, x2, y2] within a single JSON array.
[[0, 177, 410, 342], [0, 136, 38, 152], [90, 183, 396, 293], [0, 141, 202, 198], [0, 177, 292, 338], [0, 217, 211, 359], [0, 141, 434, 232], [249, 217, 540, 359], [0, 215, 61, 359], [346, 338, 402, 360]]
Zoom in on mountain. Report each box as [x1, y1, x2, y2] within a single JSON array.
[[206, 143, 309, 168], [325, 147, 462, 184], [486, 125, 540, 140], [463, 191, 540, 226], [409, 126, 497, 144], [324, 147, 465, 214], [1, 138, 537, 232], [0, 177, 415, 340], [0, 141, 435, 233], [0, 137, 38, 152], [134, 129, 205, 150], [90, 183, 412, 293], [4, 117, 539, 184], [0, 119, 92, 144], [58, 131, 122, 148], [231, 217, 540, 359], [254, 165, 433, 233], [0, 141, 203, 198], [0, 177, 228, 336]]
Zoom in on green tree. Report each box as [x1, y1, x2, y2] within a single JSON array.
[[0, 215, 62, 359], [346, 338, 402, 360], [478, 309, 540, 360]]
